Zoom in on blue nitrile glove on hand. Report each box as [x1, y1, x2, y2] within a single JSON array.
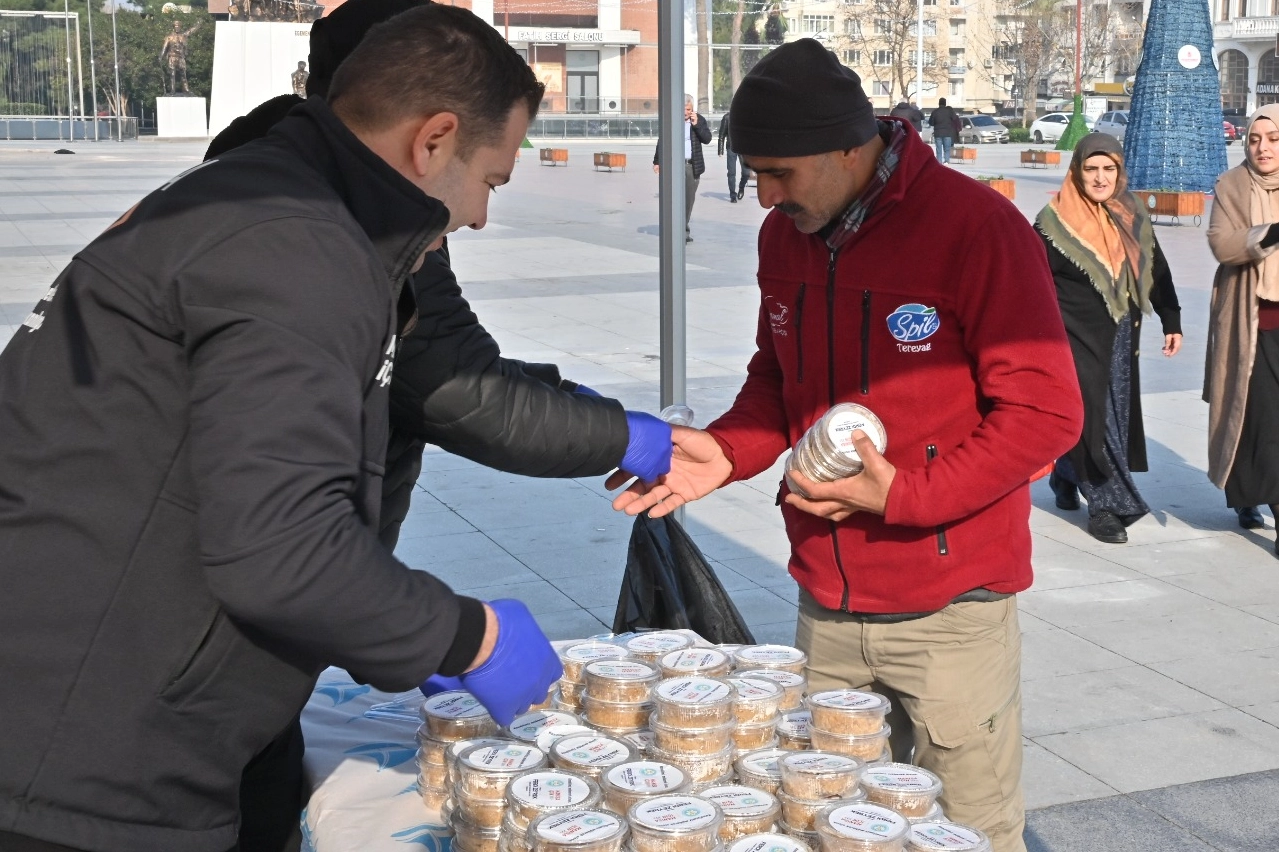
[[574, 383, 602, 397], [419, 674, 464, 698], [621, 411, 673, 483], [459, 599, 563, 726]]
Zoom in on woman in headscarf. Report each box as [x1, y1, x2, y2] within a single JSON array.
[[1035, 133, 1183, 543], [1206, 105, 1279, 553]]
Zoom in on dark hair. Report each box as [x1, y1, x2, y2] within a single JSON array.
[[938, 97, 947, 107], [328, 4, 544, 149], [307, 0, 430, 98]]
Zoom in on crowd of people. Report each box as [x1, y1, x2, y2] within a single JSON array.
[[0, 11, 1274, 852]]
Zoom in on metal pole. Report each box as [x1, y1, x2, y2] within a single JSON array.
[[915, 0, 923, 104], [1075, 0, 1082, 98], [73, 13, 85, 136], [85, 0, 99, 140], [111, 0, 122, 140], [62, 5, 74, 139], [658, 0, 686, 415]]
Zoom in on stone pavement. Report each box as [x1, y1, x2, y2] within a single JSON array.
[[1, 136, 1275, 850]]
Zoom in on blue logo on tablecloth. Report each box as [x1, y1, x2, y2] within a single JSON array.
[[886, 303, 940, 343], [345, 742, 418, 770], [392, 824, 452, 851], [316, 683, 372, 705], [397, 780, 420, 796]]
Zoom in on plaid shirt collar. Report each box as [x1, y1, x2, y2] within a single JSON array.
[[824, 120, 909, 253]]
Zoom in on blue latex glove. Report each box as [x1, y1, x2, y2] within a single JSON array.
[[573, 383, 602, 397], [419, 674, 464, 698], [621, 411, 673, 483], [459, 599, 563, 726]]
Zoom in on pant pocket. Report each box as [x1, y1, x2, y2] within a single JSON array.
[[917, 699, 1020, 807]]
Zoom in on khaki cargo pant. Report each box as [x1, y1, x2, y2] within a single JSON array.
[[796, 590, 1026, 852]]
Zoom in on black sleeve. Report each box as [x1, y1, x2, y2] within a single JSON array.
[[390, 249, 630, 477], [204, 95, 303, 160], [654, 140, 661, 166], [693, 114, 713, 144], [717, 117, 728, 155], [1149, 234, 1182, 336]]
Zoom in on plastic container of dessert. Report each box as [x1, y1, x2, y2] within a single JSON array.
[[732, 719, 780, 753], [660, 647, 733, 679], [727, 677, 785, 724], [581, 693, 654, 730], [650, 714, 736, 755], [728, 833, 811, 852], [620, 729, 657, 756], [905, 822, 988, 851], [804, 691, 891, 736], [506, 769, 604, 829], [457, 742, 548, 799], [904, 802, 943, 825], [447, 737, 516, 789], [537, 724, 596, 753], [453, 810, 503, 852], [814, 803, 910, 852], [549, 734, 640, 780], [779, 820, 821, 848], [421, 690, 498, 741], [559, 641, 631, 683], [507, 711, 582, 744], [808, 725, 892, 762], [601, 760, 691, 814], [859, 765, 943, 818], [418, 724, 451, 762], [778, 751, 864, 799], [785, 403, 887, 483], [417, 757, 449, 789], [455, 783, 510, 829], [419, 781, 450, 811], [584, 660, 661, 703], [502, 812, 532, 852], [648, 743, 736, 785], [558, 680, 586, 705], [699, 785, 782, 841], [527, 809, 631, 852], [732, 646, 808, 676], [652, 677, 736, 728], [736, 670, 806, 712], [868, 746, 893, 767], [775, 711, 812, 750], [733, 748, 787, 794], [778, 790, 841, 833], [627, 794, 724, 852], [624, 632, 694, 664]]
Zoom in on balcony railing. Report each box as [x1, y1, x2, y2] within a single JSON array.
[[1214, 16, 1279, 39]]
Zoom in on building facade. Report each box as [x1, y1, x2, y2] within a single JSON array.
[[1214, 0, 1279, 113]]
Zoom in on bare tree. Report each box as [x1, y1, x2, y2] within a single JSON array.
[[837, 0, 947, 103], [969, 0, 1065, 124]]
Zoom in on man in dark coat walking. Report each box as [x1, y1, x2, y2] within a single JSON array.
[[653, 94, 712, 242], [717, 111, 749, 202], [929, 97, 960, 164]]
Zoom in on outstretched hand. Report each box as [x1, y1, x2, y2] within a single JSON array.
[[784, 430, 896, 522], [607, 426, 732, 518]]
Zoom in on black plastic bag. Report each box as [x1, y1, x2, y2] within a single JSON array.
[[612, 512, 756, 645]]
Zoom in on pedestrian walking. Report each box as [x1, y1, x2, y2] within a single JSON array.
[[717, 111, 750, 202], [889, 100, 924, 132], [653, 94, 712, 242], [929, 97, 960, 164]]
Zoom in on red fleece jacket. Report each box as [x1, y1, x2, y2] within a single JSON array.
[[706, 123, 1083, 614]]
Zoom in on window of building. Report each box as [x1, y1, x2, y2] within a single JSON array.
[[908, 20, 938, 35], [875, 18, 891, 34], [844, 18, 862, 36], [950, 18, 964, 36], [908, 50, 938, 65], [843, 49, 863, 64], [949, 48, 965, 67], [802, 14, 835, 33], [949, 79, 963, 98], [873, 80, 892, 96], [873, 49, 893, 65]]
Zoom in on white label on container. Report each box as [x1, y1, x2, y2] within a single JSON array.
[[739, 670, 805, 690], [736, 645, 805, 666], [729, 678, 783, 702], [510, 772, 595, 807], [738, 750, 784, 776], [631, 796, 719, 830], [730, 835, 807, 852], [606, 761, 687, 793], [810, 690, 885, 711], [700, 785, 778, 816], [422, 690, 488, 719], [585, 660, 656, 681], [509, 711, 578, 742], [908, 822, 986, 850], [656, 677, 732, 704], [825, 804, 908, 840], [462, 744, 543, 772], [622, 730, 656, 752], [782, 752, 860, 773], [555, 735, 632, 768], [564, 643, 629, 663], [662, 648, 729, 671], [536, 724, 594, 753], [627, 633, 691, 654], [777, 711, 811, 738], [863, 766, 937, 792], [534, 811, 624, 844]]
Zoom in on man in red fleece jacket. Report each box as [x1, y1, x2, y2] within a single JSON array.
[[611, 40, 1082, 851]]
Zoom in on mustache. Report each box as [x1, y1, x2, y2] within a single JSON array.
[[776, 202, 806, 216]]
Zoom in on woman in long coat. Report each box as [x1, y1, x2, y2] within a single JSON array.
[[1206, 104, 1279, 553], [1035, 133, 1183, 544]]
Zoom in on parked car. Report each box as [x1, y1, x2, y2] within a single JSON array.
[[959, 115, 1010, 144], [1223, 109, 1247, 135], [1029, 112, 1071, 144], [1093, 110, 1129, 141], [1224, 120, 1238, 145]]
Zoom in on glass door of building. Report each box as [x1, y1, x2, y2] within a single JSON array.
[[566, 50, 599, 113]]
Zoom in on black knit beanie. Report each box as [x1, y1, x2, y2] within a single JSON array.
[[307, 0, 432, 97], [729, 39, 878, 158]]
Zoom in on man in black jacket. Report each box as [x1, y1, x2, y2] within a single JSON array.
[[716, 111, 749, 203], [653, 94, 712, 242], [928, 97, 960, 164], [0, 8, 572, 852]]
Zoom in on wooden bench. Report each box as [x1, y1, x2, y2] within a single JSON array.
[[540, 148, 568, 166], [593, 152, 627, 172]]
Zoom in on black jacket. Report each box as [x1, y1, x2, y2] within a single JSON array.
[[890, 103, 925, 132], [654, 113, 712, 178], [1038, 227, 1182, 482], [717, 113, 732, 155], [0, 98, 485, 852], [929, 105, 960, 138]]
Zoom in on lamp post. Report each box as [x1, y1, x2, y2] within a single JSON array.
[[111, 0, 121, 138], [85, 0, 99, 140], [915, 0, 923, 104]]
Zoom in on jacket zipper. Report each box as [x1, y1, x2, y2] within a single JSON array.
[[796, 282, 807, 383], [860, 289, 872, 394], [826, 248, 853, 612], [926, 445, 949, 556]]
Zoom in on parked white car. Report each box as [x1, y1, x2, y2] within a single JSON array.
[[1029, 112, 1071, 144], [1094, 110, 1130, 141]]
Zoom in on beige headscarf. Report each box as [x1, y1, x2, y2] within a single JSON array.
[[1246, 104, 1279, 300]]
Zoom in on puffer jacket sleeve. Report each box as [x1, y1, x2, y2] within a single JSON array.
[[389, 248, 629, 477]]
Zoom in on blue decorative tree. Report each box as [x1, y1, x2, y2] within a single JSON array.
[[1124, 0, 1227, 191]]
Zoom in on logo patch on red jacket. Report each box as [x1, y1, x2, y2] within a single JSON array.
[[887, 303, 940, 351], [766, 297, 789, 337]]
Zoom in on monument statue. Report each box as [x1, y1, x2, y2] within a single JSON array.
[[291, 61, 309, 97], [229, 0, 322, 23], [159, 19, 202, 95]]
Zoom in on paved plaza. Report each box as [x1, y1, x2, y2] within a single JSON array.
[[1, 136, 1276, 849]]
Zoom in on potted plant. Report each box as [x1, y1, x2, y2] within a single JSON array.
[[1132, 189, 1205, 225], [540, 148, 569, 166], [593, 152, 627, 172], [953, 145, 977, 162], [976, 175, 1015, 200], [1020, 148, 1061, 167]]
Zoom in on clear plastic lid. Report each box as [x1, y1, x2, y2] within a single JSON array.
[[604, 760, 690, 795], [536, 724, 595, 753], [661, 648, 732, 678], [906, 823, 990, 852], [621, 729, 656, 754], [776, 711, 812, 740], [629, 795, 724, 834], [585, 660, 660, 683], [551, 734, 638, 772], [806, 691, 890, 714], [625, 632, 693, 658], [423, 690, 490, 721], [508, 711, 581, 744], [824, 405, 887, 458], [561, 641, 630, 665], [728, 834, 811, 852], [728, 677, 784, 705], [460, 743, 546, 775], [655, 677, 734, 706], [734, 748, 788, 782], [905, 802, 945, 825], [507, 769, 603, 814], [529, 809, 629, 851], [778, 751, 864, 798], [816, 803, 909, 844], [732, 646, 808, 672], [698, 785, 781, 818], [648, 743, 737, 784], [860, 765, 943, 796]]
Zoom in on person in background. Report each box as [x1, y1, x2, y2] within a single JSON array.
[[929, 97, 960, 164], [611, 39, 1082, 852], [1206, 104, 1279, 551], [1036, 133, 1182, 545], [653, 94, 712, 242], [889, 99, 924, 132], [717, 111, 750, 202]]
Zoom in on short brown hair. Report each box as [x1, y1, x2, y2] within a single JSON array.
[[329, 4, 544, 149]]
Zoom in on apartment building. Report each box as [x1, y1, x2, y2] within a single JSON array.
[[1214, 0, 1279, 112]]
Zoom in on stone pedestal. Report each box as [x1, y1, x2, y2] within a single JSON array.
[[208, 21, 311, 139], [157, 96, 209, 138]]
